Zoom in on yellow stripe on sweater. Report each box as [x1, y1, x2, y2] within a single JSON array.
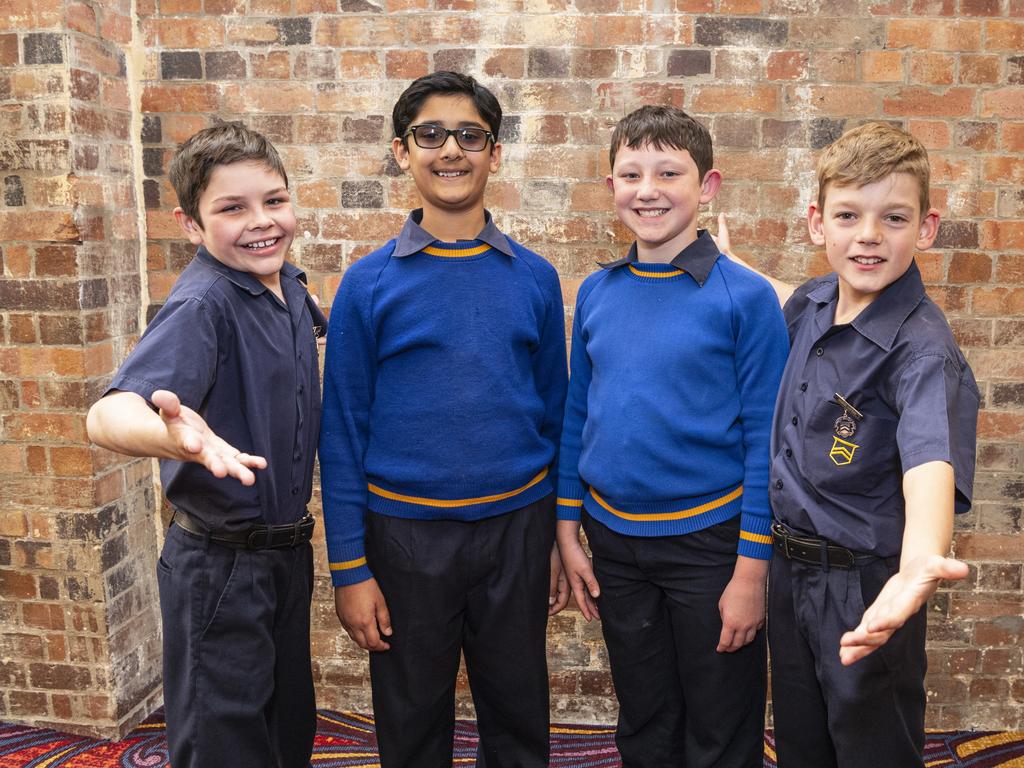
[[422, 244, 492, 258], [329, 556, 367, 572], [368, 468, 548, 509], [590, 485, 743, 522], [628, 264, 684, 278], [741, 530, 772, 545]]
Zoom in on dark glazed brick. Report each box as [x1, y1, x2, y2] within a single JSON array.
[[4, 176, 24, 206], [341, 181, 383, 208], [141, 115, 161, 144], [205, 51, 246, 80], [142, 147, 164, 177], [74, 145, 99, 171], [499, 114, 521, 143], [809, 118, 845, 149], [991, 383, 1024, 409], [146, 303, 164, 324], [342, 116, 386, 143], [23, 33, 63, 65], [714, 116, 758, 148], [161, 51, 201, 80], [933, 221, 979, 250], [667, 49, 711, 77], [528, 48, 570, 78], [272, 18, 312, 45], [1008, 56, 1024, 86], [70, 69, 99, 101], [434, 49, 475, 74], [695, 18, 788, 47], [251, 115, 293, 143], [340, 0, 382, 11], [143, 179, 160, 209]]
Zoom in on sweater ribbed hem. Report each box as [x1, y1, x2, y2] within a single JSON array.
[[582, 484, 744, 538]]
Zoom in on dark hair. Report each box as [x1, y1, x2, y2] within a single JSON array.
[[392, 71, 502, 142], [609, 105, 713, 179], [168, 122, 288, 228]]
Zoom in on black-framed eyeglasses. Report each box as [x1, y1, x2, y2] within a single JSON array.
[[404, 124, 495, 152]]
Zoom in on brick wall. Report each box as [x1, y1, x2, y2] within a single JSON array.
[[2, 0, 1022, 736]]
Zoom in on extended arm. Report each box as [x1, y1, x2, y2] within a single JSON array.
[[839, 461, 968, 664], [87, 389, 266, 484], [714, 213, 795, 306]]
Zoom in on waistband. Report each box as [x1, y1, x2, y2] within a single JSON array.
[[771, 522, 879, 570], [173, 510, 315, 550]]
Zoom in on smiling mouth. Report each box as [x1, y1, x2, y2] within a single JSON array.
[[243, 238, 280, 250], [851, 256, 884, 265], [635, 208, 669, 218], [435, 170, 468, 178]]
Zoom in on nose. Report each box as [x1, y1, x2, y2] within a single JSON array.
[[439, 131, 464, 159], [856, 216, 881, 244], [248, 207, 273, 229], [636, 175, 658, 199]]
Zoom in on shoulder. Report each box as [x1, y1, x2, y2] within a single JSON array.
[[575, 266, 615, 310], [506, 237, 561, 284], [714, 255, 783, 303], [340, 240, 397, 291], [897, 295, 970, 370], [783, 273, 835, 326]]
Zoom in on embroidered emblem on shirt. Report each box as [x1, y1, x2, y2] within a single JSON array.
[[830, 393, 863, 439], [829, 436, 859, 466]]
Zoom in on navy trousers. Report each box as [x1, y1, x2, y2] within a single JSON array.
[[366, 494, 556, 768], [157, 523, 316, 768], [768, 554, 927, 768], [584, 514, 767, 768]]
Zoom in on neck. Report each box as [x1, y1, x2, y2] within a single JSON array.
[[420, 204, 486, 243], [833, 290, 873, 326], [635, 227, 698, 264], [258, 272, 285, 302]]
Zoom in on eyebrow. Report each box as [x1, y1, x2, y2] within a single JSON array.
[[210, 187, 289, 203]]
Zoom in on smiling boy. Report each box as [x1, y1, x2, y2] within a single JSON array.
[[318, 71, 568, 768], [763, 122, 979, 768], [86, 123, 325, 768], [555, 105, 788, 767]]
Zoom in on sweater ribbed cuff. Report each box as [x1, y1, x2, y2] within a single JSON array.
[[556, 480, 586, 521], [328, 544, 373, 587], [737, 511, 773, 560]]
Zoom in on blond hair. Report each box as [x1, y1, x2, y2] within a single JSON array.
[[816, 122, 930, 214]]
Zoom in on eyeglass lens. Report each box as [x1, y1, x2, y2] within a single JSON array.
[[411, 125, 490, 151]]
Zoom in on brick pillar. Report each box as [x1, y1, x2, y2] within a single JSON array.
[[0, 0, 163, 738]]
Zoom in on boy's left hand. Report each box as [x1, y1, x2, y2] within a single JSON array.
[[549, 545, 570, 615], [717, 556, 768, 652], [839, 554, 968, 665]]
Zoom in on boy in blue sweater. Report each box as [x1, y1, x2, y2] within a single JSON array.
[[318, 71, 568, 768], [556, 105, 789, 768]]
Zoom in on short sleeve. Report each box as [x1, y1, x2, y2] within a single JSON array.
[[895, 353, 980, 514]]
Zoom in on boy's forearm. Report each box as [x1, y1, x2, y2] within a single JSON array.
[[87, 391, 167, 458], [731, 554, 769, 585], [900, 460, 955, 566]]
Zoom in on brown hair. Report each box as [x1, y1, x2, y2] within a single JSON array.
[[609, 105, 713, 179], [168, 122, 288, 228], [816, 121, 930, 213]]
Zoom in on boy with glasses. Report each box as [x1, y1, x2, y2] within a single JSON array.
[[318, 71, 569, 768]]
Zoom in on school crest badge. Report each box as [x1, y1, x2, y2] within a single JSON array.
[[829, 436, 859, 466]]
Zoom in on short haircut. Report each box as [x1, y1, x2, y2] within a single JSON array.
[[168, 122, 288, 228], [609, 105, 713, 179], [392, 71, 503, 142], [816, 121, 930, 213]]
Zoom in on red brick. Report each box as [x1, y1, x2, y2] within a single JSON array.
[[141, 84, 220, 113], [786, 85, 876, 116], [150, 18, 224, 48], [981, 88, 1024, 119], [980, 220, 1024, 250], [0, 0, 61, 30], [766, 51, 808, 81], [909, 52, 955, 85], [861, 50, 903, 82], [883, 87, 974, 117], [1003, 123, 1024, 153], [887, 19, 981, 51], [960, 54, 1001, 84], [810, 51, 857, 81], [385, 50, 429, 80], [693, 85, 778, 114], [985, 20, 1024, 51]]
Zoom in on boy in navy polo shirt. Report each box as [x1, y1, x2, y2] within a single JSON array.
[[87, 123, 325, 768], [555, 105, 788, 767], [318, 71, 568, 768], [723, 122, 979, 767]]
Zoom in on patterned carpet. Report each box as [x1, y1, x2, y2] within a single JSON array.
[[1, 710, 1023, 767]]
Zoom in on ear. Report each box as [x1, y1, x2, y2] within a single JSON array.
[[916, 208, 941, 251], [699, 169, 723, 204], [392, 136, 411, 171], [174, 207, 204, 245], [486, 140, 503, 175], [807, 202, 826, 246], [605, 174, 615, 192]]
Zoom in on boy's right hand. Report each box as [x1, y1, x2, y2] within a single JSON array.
[[556, 520, 601, 621], [334, 579, 393, 651], [151, 390, 267, 485]]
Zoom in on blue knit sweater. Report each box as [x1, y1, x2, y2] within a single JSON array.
[[320, 236, 567, 586], [556, 233, 788, 560]]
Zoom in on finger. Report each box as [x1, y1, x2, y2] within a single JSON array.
[[377, 602, 393, 638], [583, 573, 601, 599], [233, 452, 268, 470], [151, 389, 182, 419], [717, 626, 737, 653], [571, 581, 596, 621], [716, 213, 732, 254]]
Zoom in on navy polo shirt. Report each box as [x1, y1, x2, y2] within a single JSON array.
[[769, 261, 979, 557], [109, 246, 327, 531]]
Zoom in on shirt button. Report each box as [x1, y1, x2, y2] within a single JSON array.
[[785, 448, 793, 458], [800, 382, 808, 392], [291, 487, 299, 495], [775, 480, 784, 490], [298, 385, 304, 394], [791, 416, 798, 425], [815, 347, 824, 356]]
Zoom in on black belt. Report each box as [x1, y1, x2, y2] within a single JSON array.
[[174, 511, 315, 550], [771, 522, 873, 570]]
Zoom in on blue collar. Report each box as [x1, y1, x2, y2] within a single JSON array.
[[195, 246, 305, 295], [600, 230, 720, 287], [807, 261, 926, 351], [392, 209, 514, 258]]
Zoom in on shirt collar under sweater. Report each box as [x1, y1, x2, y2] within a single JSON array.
[[392, 208, 515, 259], [600, 229, 720, 287]]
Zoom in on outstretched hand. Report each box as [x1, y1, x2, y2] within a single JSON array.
[[839, 554, 969, 665], [151, 389, 267, 485]]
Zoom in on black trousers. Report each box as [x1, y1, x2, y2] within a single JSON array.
[[158, 524, 316, 768], [584, 514, 767, 768], [768, 554, 927, 768], [366, 494, 556, 768]]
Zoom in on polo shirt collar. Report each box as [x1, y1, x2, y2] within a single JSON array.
[[392, 209, 514, 258], [599, 230, 720, 286], [195, 246, 305, 297], [807, 261, 926, 351]]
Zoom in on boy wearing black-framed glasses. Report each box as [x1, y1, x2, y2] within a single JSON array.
[[319, 71, 569, 768]]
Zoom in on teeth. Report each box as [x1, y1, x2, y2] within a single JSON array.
[[636, 209, 668, 218], [437, 171, 465, 178], [245, 238, 277, 249], [853, 256, 883, 264]]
